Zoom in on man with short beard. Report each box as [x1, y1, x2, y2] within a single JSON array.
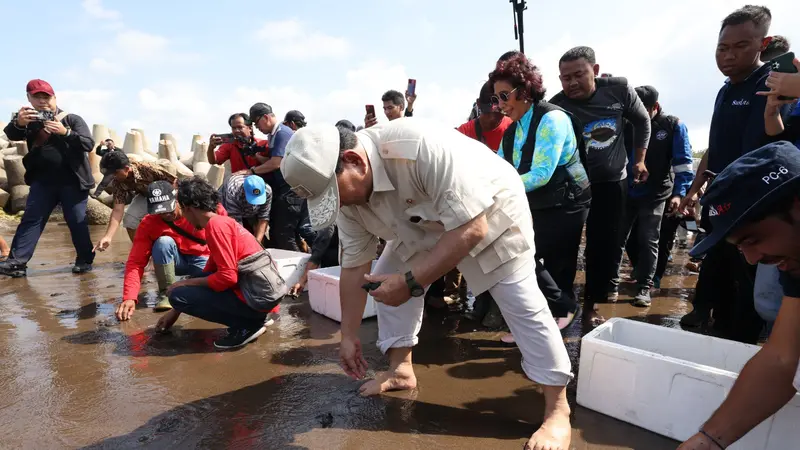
[[678, 141, 800, 450]]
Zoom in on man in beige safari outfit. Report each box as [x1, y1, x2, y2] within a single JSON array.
[[281, 119, 573, 450]]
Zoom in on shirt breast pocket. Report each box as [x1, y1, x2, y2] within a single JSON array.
[[405, 202, 445, 233]]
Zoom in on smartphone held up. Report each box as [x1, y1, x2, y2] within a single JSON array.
[[769, 52, 798, 100], [407, 78, 417, 96]]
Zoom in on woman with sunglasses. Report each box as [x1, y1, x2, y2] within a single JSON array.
[[488, 53, 591, 336]]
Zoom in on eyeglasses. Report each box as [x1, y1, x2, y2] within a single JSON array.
[[491, 87, 519, 105]]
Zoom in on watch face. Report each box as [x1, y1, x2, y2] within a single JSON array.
[[411, 286, 424, 297]]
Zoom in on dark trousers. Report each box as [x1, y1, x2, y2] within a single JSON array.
[[626, 213, 681, 280], [694, 241, 763, 344], [614, 198, 666, 288], [533, 203, 589, 317], [8, 181, 94, 266], [169, 285, 267, 330], [270, 187, 308, 252], [584, 180, 627, 309]]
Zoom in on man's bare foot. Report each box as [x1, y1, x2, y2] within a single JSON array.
[[358, 362, 417, 396], [525, 402, 572, 450]]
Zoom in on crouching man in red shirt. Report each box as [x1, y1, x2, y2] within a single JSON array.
[[158, 177, 279, 349], [115, 180, 226, 319]]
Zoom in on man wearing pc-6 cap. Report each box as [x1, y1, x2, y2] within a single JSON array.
[[679, 141, 800, 449], [281, 121, 574, 449]]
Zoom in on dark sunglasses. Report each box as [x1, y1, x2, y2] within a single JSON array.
[[491, 87, 519, 105]]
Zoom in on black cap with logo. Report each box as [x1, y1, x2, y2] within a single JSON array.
[[147, 180, 177, 215], [690, 141, 800, 257]]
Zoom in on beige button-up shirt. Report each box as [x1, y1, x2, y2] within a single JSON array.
[[337, 118, 536, 295]]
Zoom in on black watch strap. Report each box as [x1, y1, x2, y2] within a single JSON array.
[[405, 271, 424, 296]]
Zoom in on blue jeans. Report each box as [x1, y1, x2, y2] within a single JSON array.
[[168, 285, 267, 330], [8, 181, 94, 265], [151, 236, 208, 277]]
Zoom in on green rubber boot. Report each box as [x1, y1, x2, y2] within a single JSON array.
[[153, 263, 176, 312]]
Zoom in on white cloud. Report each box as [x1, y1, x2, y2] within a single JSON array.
[[81, 0, 120, 20], [254, 19, 350, 60], [56, 89, 117, 125]]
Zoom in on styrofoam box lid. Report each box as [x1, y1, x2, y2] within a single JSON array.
[[584, 318, 760, 374], [269, 249, 311, 260]]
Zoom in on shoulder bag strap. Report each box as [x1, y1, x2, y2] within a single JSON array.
[[164, 220, 207, 246]]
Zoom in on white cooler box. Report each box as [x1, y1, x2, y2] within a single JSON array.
[[307, 262, 378, 322], [269, 249, 311, 293], [577, 317, 800, 449]]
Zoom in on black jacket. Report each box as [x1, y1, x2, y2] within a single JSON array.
[[3, 110, 95, 191]]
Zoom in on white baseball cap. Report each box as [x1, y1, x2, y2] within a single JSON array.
[[280, 124, 341, 230]]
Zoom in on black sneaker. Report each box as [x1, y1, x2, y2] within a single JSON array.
[[214, 326, 267, 349], [633, 287, 651, 307], [0, 261, 27, 278], [72, 263, 93, 274]]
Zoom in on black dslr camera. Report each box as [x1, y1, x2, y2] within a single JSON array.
[[237, 136, 262, 157], [11, 109, 55, 123]]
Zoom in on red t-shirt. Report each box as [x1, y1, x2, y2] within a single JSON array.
[[123, 204, 227, 301], [203, 214, 264, 302], [456, 116, 513, 152], [212, 138, 269, 173]]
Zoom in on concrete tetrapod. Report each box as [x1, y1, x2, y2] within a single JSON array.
[[4, 155, 25, 188], [90, 124, 110, 174], [86, 197, 112, 225], [10, 185, 29, 214], [0, 188, 8, 210], [0, 167, 7, 190], [14, 141, 28, 157], [131, 128, 157, 157], [206, 164, 225, 189]]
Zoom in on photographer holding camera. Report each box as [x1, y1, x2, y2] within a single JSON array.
[[95, 139, 116, 158], [207, 113, 269, 175], [0, 79, 96, 278]]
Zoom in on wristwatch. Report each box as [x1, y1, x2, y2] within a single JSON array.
[[250, 167, 256, 175], [405, 271, 424, 297]]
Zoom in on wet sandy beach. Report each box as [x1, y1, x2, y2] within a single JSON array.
[[0, 221, 697, 449]]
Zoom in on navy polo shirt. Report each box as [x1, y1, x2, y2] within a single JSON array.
[[707, 64, 791, 174], [266, 123, 294, 191]]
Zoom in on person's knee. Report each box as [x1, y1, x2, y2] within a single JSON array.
[[152, 236, 178, 264], [168, 285, 192, 309]]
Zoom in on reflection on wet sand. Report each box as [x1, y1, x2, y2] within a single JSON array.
[[0, 222, 696, 449]]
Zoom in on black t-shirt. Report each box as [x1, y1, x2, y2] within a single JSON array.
[[779, 271, 800, 298]]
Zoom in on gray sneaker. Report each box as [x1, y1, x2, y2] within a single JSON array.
[[633, 287, 651, 307]]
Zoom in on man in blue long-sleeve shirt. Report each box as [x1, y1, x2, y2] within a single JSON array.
[[615, 86, 694, 306]]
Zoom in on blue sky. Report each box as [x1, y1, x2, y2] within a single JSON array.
[[1, 0, 797, 155]]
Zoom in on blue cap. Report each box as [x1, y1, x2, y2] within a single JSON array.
[[243, 175, 267, 205], [689, 141, 800, 257]]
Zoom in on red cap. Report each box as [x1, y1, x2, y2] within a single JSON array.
[[26, 79, 55, 96]]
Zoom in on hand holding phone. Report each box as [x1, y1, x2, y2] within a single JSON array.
[[364, 105, 377, 128], [362, 281, 381, 292], [407, 79, 417, 97], [766, 52, 800, 100]]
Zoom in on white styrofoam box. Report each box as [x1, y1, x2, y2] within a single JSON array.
[[269, 249, 311, 292], [307, 262, 378, 322], [577, 317, 800, 449]]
